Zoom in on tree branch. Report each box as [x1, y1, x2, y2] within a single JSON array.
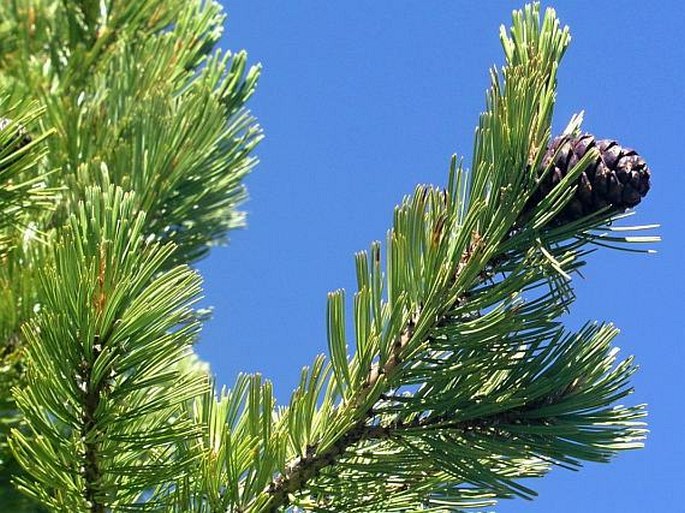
[[262, 312, 419, 512], [79, 335, 105, 513], [264, 374, 572, 513], [261, 232, 491, 512], [260, 225, 578, 511]]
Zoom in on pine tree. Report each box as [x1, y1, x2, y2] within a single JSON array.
[[0, 2, 658, 512]]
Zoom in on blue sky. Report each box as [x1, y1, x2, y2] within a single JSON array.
[[197, 2, 684, 511]]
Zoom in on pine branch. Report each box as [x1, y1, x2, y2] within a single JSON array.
[[270, 387, 602, 495], [261, 237, 542, 511], [9, 185, 209, 510], [264, 316, 419, 511], [0, 97, 57, 513], [80, 337, 105, 513], [244, 5, 655, 512], [269, 317, 645, 512], [1, 2, 262, 506]]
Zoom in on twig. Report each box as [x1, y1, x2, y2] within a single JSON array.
[[260, 232, 491, 512], [262, 314, 418, 512], [80, 335, 105, 513]]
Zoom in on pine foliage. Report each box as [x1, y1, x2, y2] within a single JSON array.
[[11, 185, 207, 510], [0, 2, 658, 512]]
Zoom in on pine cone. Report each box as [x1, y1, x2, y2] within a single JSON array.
[[530, 133, 651, 225]]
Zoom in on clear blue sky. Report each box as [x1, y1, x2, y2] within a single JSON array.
[[197, 1, 683, 511]]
